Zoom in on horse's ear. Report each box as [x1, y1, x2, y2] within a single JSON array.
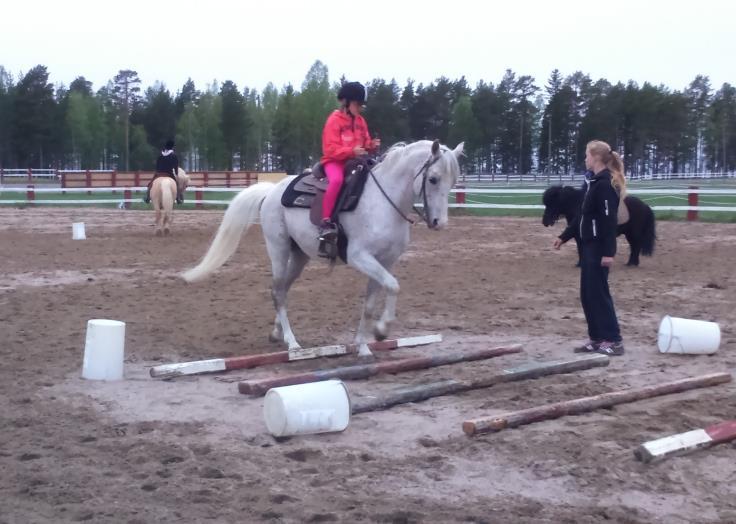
[[431, 139, 440, 156], [453, 142, 465, 160]]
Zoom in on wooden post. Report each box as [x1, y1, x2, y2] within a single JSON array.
[[238, 345, 523, 396], [687, 185, 699, 221], [26, 184, 35, 206], [149, 334, 443, 379], [203, 171, 209, 187], [226, 171, 231, 188], [85, 169, 92, 195], [134, 171, 140, 191], [352, 354, 610, 414], [634, 420, 736, 463], [195, 189, 203, 209], [455, 185, 465, 205], [123, 189, 132, 209], [27, 168, 32, 184], [462, 372, 732, 436], [111, 170, 117, 194]]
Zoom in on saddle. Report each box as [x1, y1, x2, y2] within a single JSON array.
[[281, 157, 373, 226]]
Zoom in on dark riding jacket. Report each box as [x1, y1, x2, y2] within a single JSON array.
[[155, 151, 179, 177], [579, 169, 619, 257]]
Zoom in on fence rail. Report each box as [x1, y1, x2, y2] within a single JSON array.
[[460, 171, 736, 184], [2, 185, 735, 220], [0, 169, 285, 187]]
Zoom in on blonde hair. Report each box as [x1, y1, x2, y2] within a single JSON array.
[[587, 140, 626, 196]]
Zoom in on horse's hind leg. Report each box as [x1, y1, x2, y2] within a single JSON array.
[[625, 231, 640, 266], [154, 206, 163, 236], [268, 242, 309, 349]]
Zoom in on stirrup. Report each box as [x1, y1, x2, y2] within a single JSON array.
[[318, 238, 338, 259]]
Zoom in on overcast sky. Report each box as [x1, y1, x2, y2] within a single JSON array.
[[3, 0, 734, 95]]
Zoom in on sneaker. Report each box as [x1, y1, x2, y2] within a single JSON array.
[[594, 340, 625, 356], [573, 340, 598, 353]]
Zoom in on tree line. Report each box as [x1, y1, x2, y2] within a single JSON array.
[[0, 61, 733, 176]]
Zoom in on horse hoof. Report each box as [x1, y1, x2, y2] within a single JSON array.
[[164, 229, 170, 236], [357, 347, 375, 360], [268, 332, 283, 343], [155, 229, 163, 237], [373, 321, 389, 341]]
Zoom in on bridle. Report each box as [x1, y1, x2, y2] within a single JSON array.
[[368, 152, 443, 227]]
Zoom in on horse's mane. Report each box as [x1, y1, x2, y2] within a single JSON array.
[[377, 140, 457, 174]]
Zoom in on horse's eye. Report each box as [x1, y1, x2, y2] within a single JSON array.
[[429, 176, 438, 185]]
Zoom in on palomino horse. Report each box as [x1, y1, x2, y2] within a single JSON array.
[[182, 140, 463, 357], [151, 168, 190, 236]]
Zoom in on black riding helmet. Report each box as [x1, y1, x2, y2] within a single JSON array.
[[337, 81, 366, 104]]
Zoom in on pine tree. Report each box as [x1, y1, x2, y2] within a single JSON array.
[[112, 70, 142, 170]]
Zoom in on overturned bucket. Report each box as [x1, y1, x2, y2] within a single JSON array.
[[72, 222, 86, 240], [263, 380, 351, 437], [658, 315, 721, 355], [82, 319, 126, 380]]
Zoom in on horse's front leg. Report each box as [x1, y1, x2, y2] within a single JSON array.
[[348, 253, 399, 357], [355, 279, 381, 356]]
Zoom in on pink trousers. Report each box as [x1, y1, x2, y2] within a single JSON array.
[[322, 161, 345, 220]]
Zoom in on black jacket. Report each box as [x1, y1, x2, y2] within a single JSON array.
[[579, 169, 618, 257], [155, 151, 179, 176]]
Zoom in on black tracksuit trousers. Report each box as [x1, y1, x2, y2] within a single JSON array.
[[580, 242, 621, 342]]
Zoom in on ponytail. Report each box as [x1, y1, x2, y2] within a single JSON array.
[[608, 151, 626, 196], [587, 140, 626, 196]]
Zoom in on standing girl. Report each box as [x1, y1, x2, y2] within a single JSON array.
[[571, 140, 625, 355]]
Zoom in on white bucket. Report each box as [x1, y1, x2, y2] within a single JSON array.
[[263, 380, 351, 437], [72, 222, 86, 240], [82, 319, 126, 380], [657, 315, 721, 355]]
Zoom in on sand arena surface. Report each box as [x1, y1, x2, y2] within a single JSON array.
[[1, 207, 735, 523]]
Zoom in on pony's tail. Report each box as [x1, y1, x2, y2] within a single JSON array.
[[641, 205, 656, 256], [181, 182, 275, 282], [161, 181, 175, 224]]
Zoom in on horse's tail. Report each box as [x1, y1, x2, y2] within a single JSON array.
[[181, 182, 275, 283], [161, 179, 175, 221], [641, 204, 656, 256]]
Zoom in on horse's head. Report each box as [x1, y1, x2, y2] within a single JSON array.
[[414, 139, 464, 230], [542, 185, 565, 227]]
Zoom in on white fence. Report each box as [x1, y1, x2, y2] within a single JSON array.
[[460, 171, 736, 184], [1, 186, 735, 216], [450, 187, 736, 214]]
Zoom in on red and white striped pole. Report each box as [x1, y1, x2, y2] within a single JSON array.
[[635, 420, 736, 463], [149, 334, 442, 379]]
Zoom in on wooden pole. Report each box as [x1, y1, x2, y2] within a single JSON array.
[[687, 185, 699, 221], [463, 373, 732, 436], [634, 420, 736, 463], [238, 345, 523, 396], [150, 334, 442, 379], [352, 354, 609, 414]]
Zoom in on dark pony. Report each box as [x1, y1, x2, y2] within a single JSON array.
[[542, 185, 656, 266]]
